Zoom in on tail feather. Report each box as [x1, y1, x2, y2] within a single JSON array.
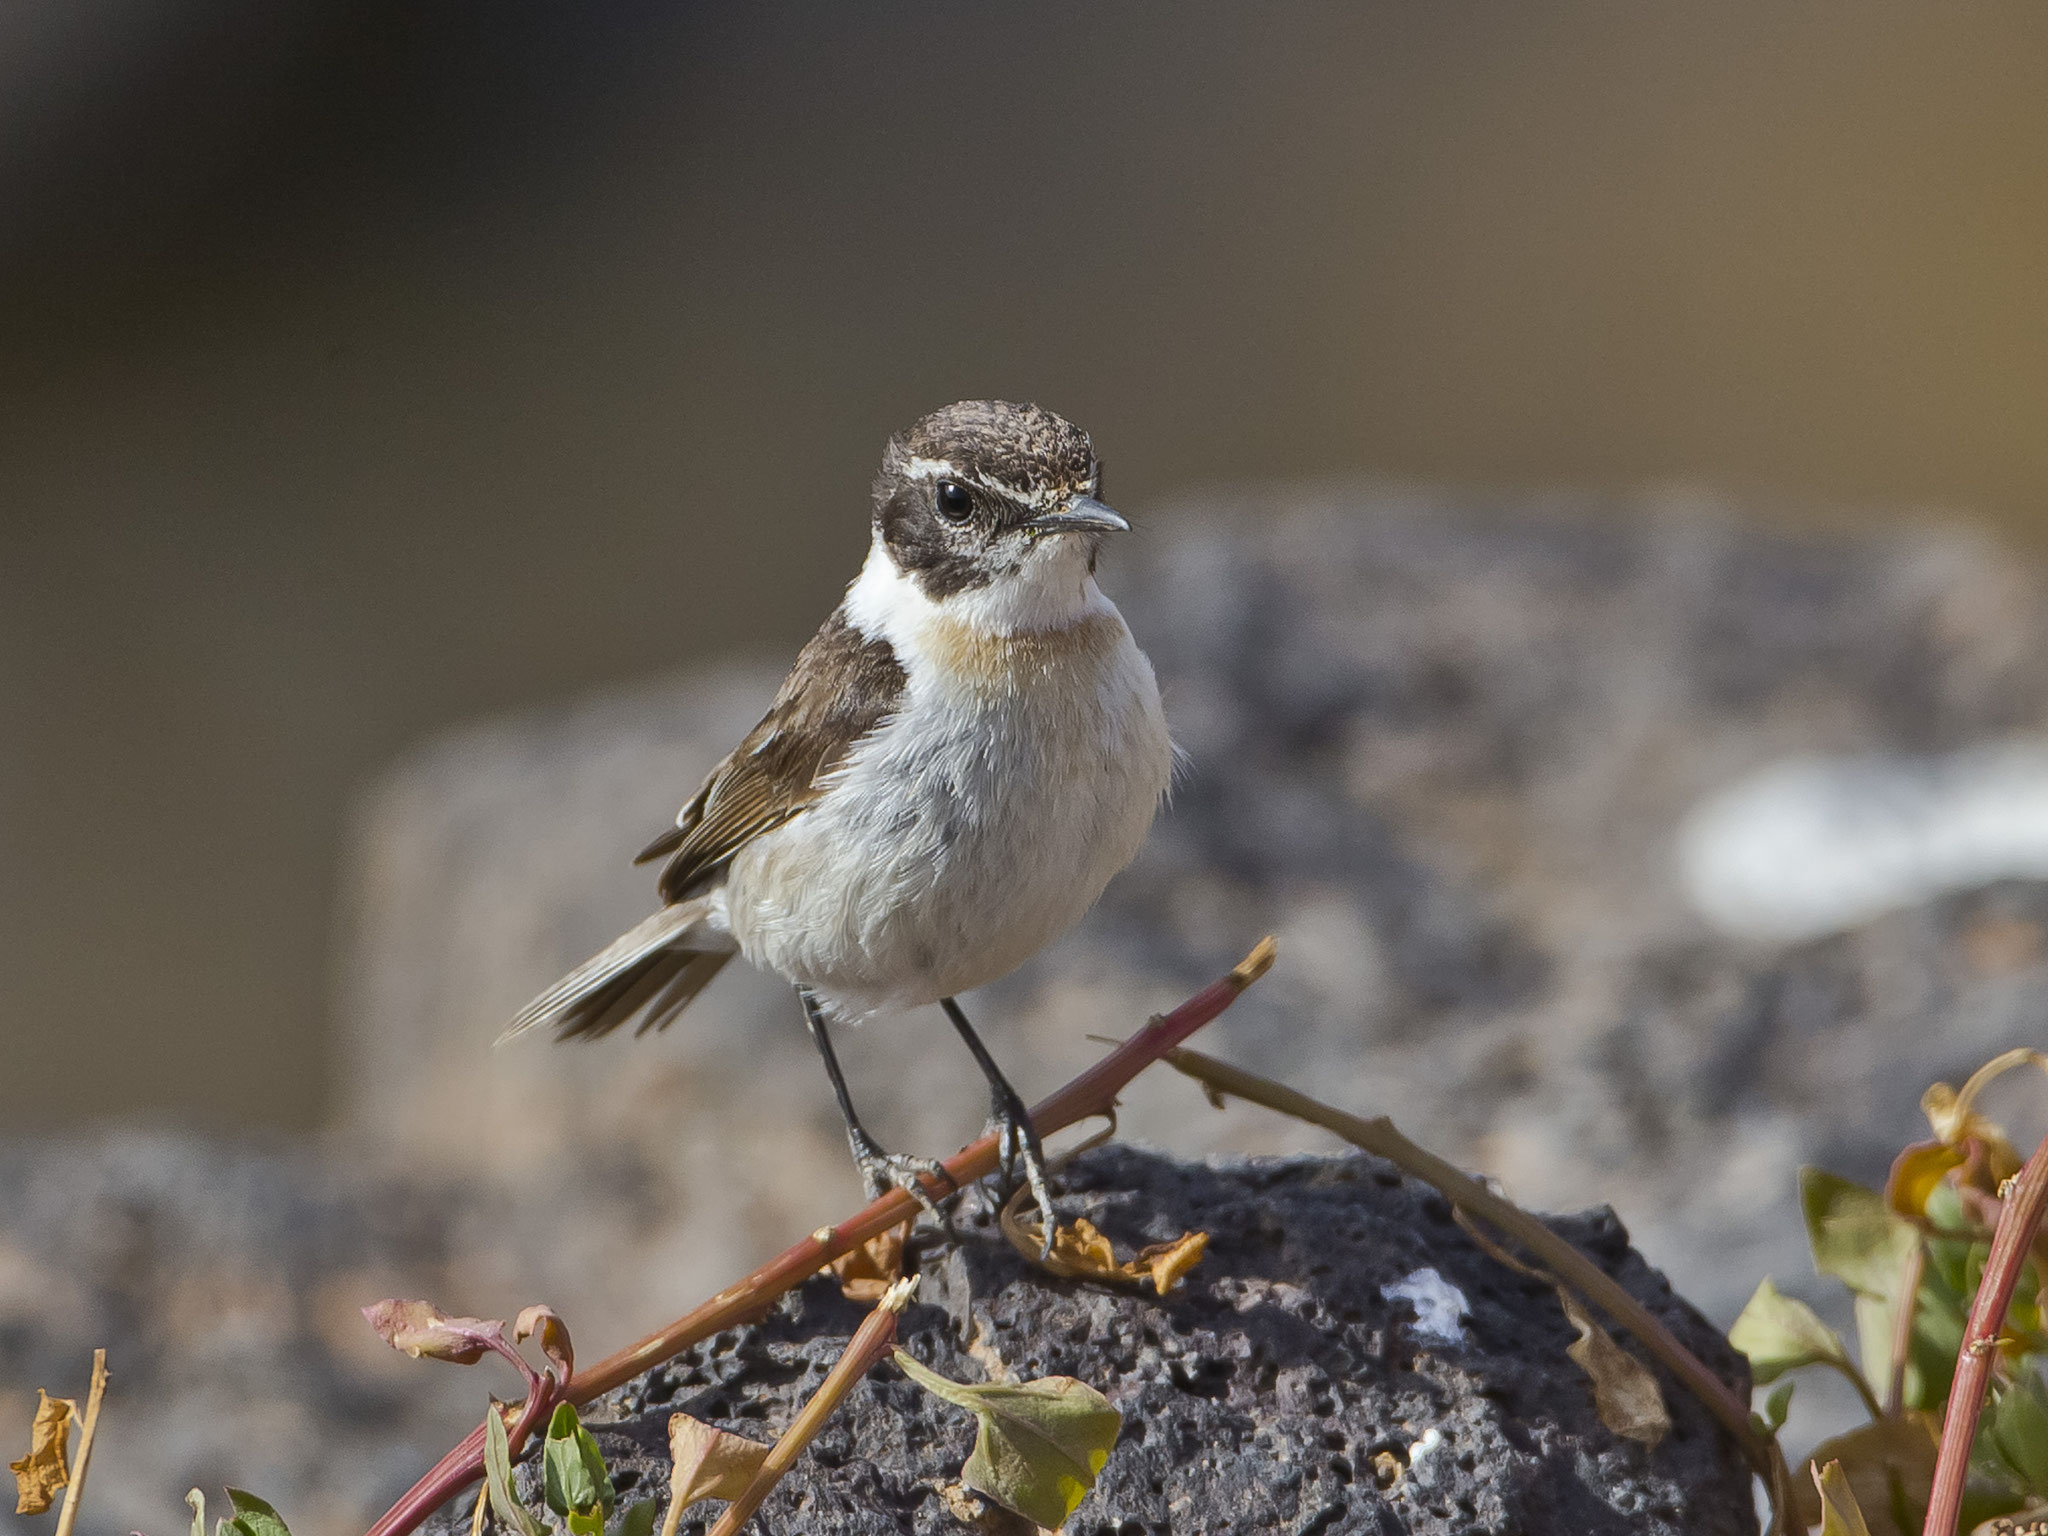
[[499, 898, 734, 1044]]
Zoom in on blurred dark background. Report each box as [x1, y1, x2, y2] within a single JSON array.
[[3, 2, 2045, 1131]]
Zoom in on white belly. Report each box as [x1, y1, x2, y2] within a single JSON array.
[[722, 613, 1171, 1017]]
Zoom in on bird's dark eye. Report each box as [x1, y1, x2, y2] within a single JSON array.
[[935, 479, 973, 522]]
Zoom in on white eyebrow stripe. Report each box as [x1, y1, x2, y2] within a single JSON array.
[[901, 456, 1071, 510]]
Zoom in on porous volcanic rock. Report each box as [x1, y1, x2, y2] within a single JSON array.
[[460, 1148, 1756, 1536]]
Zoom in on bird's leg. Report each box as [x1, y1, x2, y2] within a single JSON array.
[[798, 988, 952, 1219], [940, 995, 1057, 1256]]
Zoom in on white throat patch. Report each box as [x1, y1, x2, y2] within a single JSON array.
[[846, 534, 1112, 642]]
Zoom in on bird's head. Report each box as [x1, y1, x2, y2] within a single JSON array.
[[871, 401, 1128, 610]]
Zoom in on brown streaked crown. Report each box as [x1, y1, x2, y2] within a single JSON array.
[[872, 400, 1104, 599]]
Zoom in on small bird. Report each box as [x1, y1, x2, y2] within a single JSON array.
[[503, 400, 1174, 1240]]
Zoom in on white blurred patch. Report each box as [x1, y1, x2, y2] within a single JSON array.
[[1382, 1267, 1470, 1343], [1678, 739, 2048, 942]]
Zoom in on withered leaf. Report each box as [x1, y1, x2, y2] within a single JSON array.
[[11, 1389, 76, 1515], [1133, 1233, 1209, 1296], [513, 1304, 574, 1380], [999, 1197, 1208, 1295], [1557, 1289, 1669, 1447], [666, 1413, 769, 1511], [830, 1222, 910, 1304], [362, 1299, 503, 1365]]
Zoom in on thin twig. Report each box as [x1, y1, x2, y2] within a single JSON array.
[[1923, 1130, 2048, 1536], [363, 938, 1277, 1536], [1163, 1045, 1800, 1536], [51, 1350, 107, 1536], [706, 1278, 916, 1536]]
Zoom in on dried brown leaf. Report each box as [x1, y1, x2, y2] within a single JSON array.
[[830, 1222, 910, 1303], [513, 1305, 574, 1380], [998, 1194, 1207, 1295], [11, 1390, 76, 1515], [666, 1414, 769, 1512], [1557, 1290, 1670, 1447], [1133, 1232, 1209, 1296]]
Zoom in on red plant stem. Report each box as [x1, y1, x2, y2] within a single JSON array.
[[363, 938, 1276, 1536], [1923, 1130, 2048, 1536], [502, 1370, 560, 1465]]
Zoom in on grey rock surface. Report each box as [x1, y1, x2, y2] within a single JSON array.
[[460, 1148, 1756, 1536]]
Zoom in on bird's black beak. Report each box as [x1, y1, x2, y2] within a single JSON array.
[[1025, 495, 1132, 536]]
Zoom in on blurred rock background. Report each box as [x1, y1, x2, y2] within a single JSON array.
[[6, 5, 2048, 1534]]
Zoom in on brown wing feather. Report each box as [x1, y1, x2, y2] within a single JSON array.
[[648, 609, 907, 903]]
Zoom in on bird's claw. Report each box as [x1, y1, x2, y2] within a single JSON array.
[[988, 1087, 1057, 1259], [848, 1129, 954, 1221]]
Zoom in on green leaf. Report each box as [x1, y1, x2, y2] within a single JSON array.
[[1852, 1293, 1895, 1402], [1803, 1416, 1937, 1535], [222, 1489, 293, 1536], [893, 1350, 1122, 1529], [1731, 1278, 1854, 1384], [542, 1402, 613, 1522], [1902, 1265, 1968, 1411], [614, 1499, 657, 1536], [483, 1409, 547, 1536], [1811, 1459, 1875, 1536], [1801, 1169, 1917, 1299], [1989, 1368, 2048, 1494], [1760, 1379, 1795, 1433]]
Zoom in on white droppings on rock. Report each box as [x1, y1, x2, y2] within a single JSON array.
[[1406, 1426, 1447, 1483], [1381, 1267, 1470, 1344]]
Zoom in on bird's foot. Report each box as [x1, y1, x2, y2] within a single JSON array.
[[848, 1128, 955, 1221], [987, 1085, 1057, 1259]]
